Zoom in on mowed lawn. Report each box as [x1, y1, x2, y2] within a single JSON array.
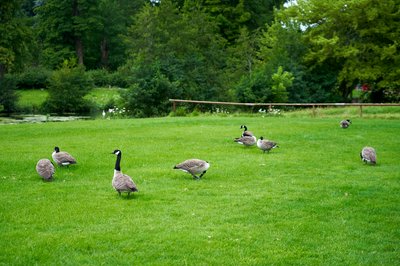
[[0, 116, 399, 265]]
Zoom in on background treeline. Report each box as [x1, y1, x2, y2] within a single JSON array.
[[1, 0, 399, 116]]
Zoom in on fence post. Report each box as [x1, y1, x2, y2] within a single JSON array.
[[312, 105, 316, 117], [359, 105, 363, 117], [172, 101, 176, 113]]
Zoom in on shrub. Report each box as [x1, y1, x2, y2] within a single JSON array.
[[87, 69, 111, 87], [109, 70, 131, 88], [123, 69, 180, 118], [0, 76, 18, 114], [87, 69, 132, 88], [15, 67, 51, 89], [43, 60, 93, 115]]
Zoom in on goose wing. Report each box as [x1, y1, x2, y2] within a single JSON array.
[[53, 152, 77, 165], [340, 120, 350, 128], [36, 159, 55, 180], [362, 147, 376, 163], [122, 174, 138, 191], [175, 159, 209, 174], [242, 130, 254, 137], [257, 139, 278, 151], [234, 136, 256, 146], [113, 172, 138, 192]]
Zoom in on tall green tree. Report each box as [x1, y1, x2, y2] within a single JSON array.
[[83, 0, 146, 69], [200, 0, 287, 43], [34, 0, 145, 70], [35, 0, 91, 67], [0, 0, 31, 77], [284, 0, 400, 101], [257, 18, 341, 102], [224, 27, 259, 98], [123, 0, 227, 116]]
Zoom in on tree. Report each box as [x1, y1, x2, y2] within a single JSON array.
[[0, 0, 31, 77], [44, 59, 93, 114], [284, 0, 400, 101], [34, 0, 146, 70], [224, 27, 259, 98], [234, 65, 293, 104], [200, 0, 287, 43], [257, 17, 341, 102], [123, 0, 227, 116], [0, 76, 18, 114], [83, 0, 146, 70], [35, 0, 102, 68], [271, 66, 293, 102]]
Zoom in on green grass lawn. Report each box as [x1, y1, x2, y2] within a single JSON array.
[[0, 116, 399, 265], [16, 87, 123, 113], [83, 87, 123, 107], [16, 89, 49, 111]]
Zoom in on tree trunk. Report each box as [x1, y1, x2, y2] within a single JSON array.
[[0, 64, 5, 79], [100, 38, 109, 68], [339, 80, 351, 102], [75, 38, 84, 65], [72, 0, 84, 65]]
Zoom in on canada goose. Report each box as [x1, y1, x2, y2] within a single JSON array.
[[240, 125, 254, 137], [340, 119, 352, 128], [360, 147, 376, 165], [36, 159, 55, 181], [234, 135, 257, 146], [174, 159, 210, 179], [52, 147, 77, 166], [112, 149, 138, 197], [257, 137, 279, 153]]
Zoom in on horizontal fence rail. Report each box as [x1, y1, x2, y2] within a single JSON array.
[[169, 99, 400, 117]]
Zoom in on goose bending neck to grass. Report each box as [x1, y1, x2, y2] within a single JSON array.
[[234, 135, 257, 146], [52, 147, 77, 166], [112, 149, 138, 197], [340, 119, 352, 128], [36, 159, 55, 181], [257, 137, 278, 153], [240, 125, 254, 137], [174, 159, 210, 180], [360, 147, 376, 165]]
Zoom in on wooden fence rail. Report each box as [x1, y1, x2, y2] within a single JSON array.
[[169, 99, 400, 117]]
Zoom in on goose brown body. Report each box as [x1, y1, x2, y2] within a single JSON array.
[[52, 147, 77, 166], [112, 150, 138, 197], [234, 135, 257, 146], [36, 159, 55, 181], [340, 119, 352, 128], [174, 159, 210, 179], [360, 147, 376, 165], [112, 170, 138, 195], [257, 137, 278, 153]]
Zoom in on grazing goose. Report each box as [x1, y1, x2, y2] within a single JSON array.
[[174, 159, 210, 180], [240, 125, 254, 137], [52, 147, 77, 166], [340, 119, 352, 128], [36, 159, 55, 181], [360, 147, 376, 165], [112, 149, 138, 197], [234, 135, 257, 146], [257, 137, 279, 153]]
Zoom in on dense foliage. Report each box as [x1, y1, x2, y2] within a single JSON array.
[[0, 76, 18, 113], [43, 60, 93, 114], [0, 0, 399, 116]]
